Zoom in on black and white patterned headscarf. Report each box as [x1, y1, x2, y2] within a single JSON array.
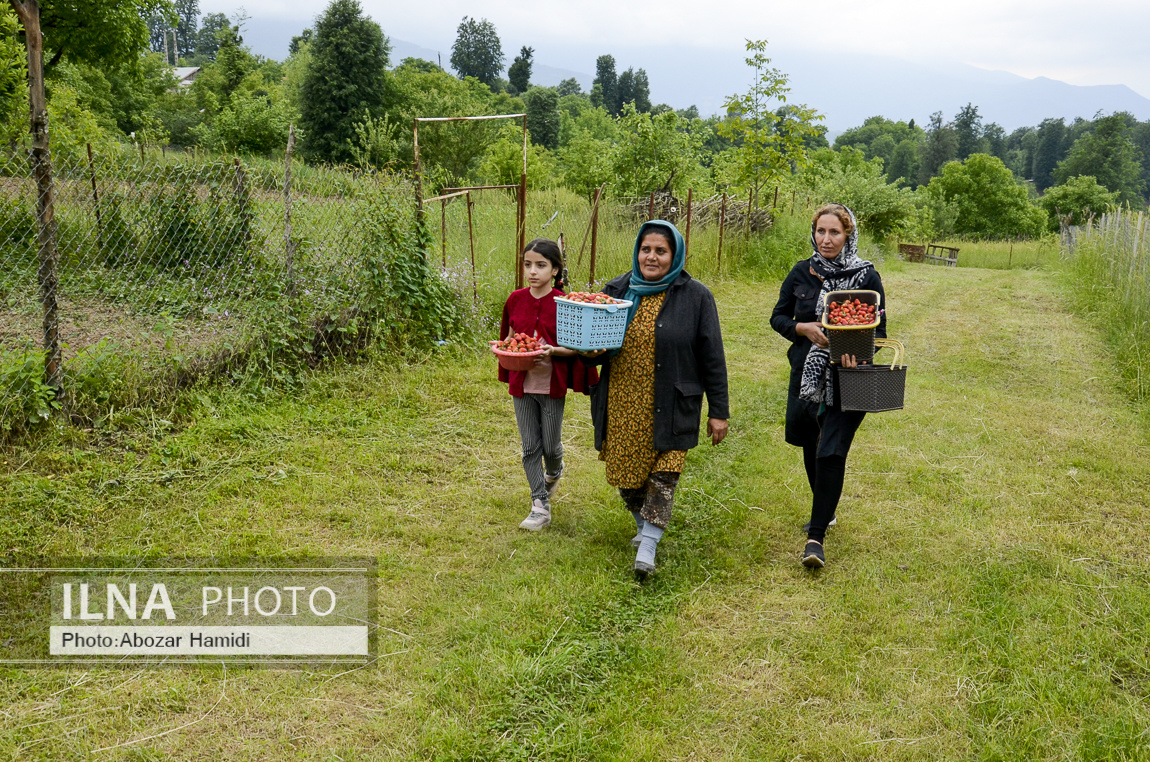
[[798, 205, 874, 405]]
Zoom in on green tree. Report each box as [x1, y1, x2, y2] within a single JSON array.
[[556, 77, 582, 97], [717, 39, 822, 199], [173, 0, 198, 58], [1031, 117, 1067, 190], [616, 67, 651, 113], [590, 54, 616, 114], [523, 86, 559, 149], [834, 116, 924, 164], [507, 45, 532, 94], [195, 12, 229, 60], [1039, 175, 1118, 231], [953, 102, 985, 160], [917, 111, 957, 186], [611, 103, 703, 196], [478, 121, 554, 189], [983, 122, 1006, 160], [925, 153, 1046, 238], [797, 147, 916, 236], [449, 16, 502, 88], [887, 138, 920, 188], [1130, 118, 1150, 201], [34, 0, 168, 69], [289, 28, 312, 56], [1054, 114, 1145, 205], [300, 0, 391, 164]]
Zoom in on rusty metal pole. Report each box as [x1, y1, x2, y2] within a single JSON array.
[[589, 186, 601, 288], [684, 188, 693, 265], [441, 197, 447, 268], [717, 192, 727, 274], [467, 191, 476, 301]]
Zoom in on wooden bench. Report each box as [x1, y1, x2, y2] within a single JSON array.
[[898, 243, 925, 262], [923, 244, 959, 267]]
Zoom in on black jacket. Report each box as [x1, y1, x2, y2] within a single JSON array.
[[586, 271, 729, 451], [770, 260, 887, 396]]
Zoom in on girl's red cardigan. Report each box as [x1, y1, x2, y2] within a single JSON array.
[[498, 288, 597, 398]]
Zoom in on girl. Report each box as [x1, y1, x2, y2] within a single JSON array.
[[499, 238, 597, 530]]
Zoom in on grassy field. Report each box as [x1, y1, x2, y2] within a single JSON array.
[[2, 259, 1150, 759]]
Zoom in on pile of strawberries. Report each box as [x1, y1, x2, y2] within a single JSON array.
[[562, 292, 624, 305], [826, 298, 878, 326], [493, 333, 543, 353]]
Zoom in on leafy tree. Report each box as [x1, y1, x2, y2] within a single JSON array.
[[556, 77, 582, 97], [557, 98, 615, 148], [478, 121, 554, 189], [450, 16, 502, 88], [1031, 117, 1067, 190], [173, 0, 198, 58], [917, 111, 957, 186], [507, 45, 532, 94], [289, 28, 313, 56], [1054, 114, 1145, 205], [1039, 175, 1117, 231], [887, 138, 920, 188], [195, 12, 229, 60], [676, 105, 699, 121], [925, 153, 1045, 238], [953, 102, 985, 160], [523, 86, 559, 149], [590, 55, 616, 114], [559, 131, 613, 198], [611, 104, 702, 196], [0, 7, 27, 136], [300, 0, 391, 164], [31, 0, 169, 70], [983, 122, 1006, 160], [616, 67, 650, 113], [797, 147, 916, 236], [717, 40, 822, 198], [1129, 117, 1150, 201], [146, 12, 170, 58], [192, 86, 294, 154]]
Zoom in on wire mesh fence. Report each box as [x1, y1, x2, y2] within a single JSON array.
[[1, 137, 764, 439]]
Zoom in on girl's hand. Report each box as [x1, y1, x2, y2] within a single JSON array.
[[797, 322, 828, 348]]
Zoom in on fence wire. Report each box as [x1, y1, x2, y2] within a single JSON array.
[[2, 140, 763, 437]]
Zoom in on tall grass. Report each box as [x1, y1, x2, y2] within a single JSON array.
[[916, 236, 1062, 270], [1065, 210, 1150, 402]]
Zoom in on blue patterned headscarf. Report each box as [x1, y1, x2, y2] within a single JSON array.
[[621, 220, 686, 328]]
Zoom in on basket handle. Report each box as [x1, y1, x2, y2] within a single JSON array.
[[873, 338, 905, 369]]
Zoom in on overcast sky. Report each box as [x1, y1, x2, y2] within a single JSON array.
[[202, 0, 1150, 100]]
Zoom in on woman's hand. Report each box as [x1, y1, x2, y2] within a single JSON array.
[[707, 418, 728, 446], [577, 349, 607, 358], [797, 322, 828, 348], [840, 354, 858, 368]]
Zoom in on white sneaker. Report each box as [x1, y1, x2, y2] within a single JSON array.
[[519, 499, 551, 531], [545, 468, 563, 499]]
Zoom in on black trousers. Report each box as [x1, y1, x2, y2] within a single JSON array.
[[786, 393, 865, 543]]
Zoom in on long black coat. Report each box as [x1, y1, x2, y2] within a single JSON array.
[[586, 271, 729, 452]]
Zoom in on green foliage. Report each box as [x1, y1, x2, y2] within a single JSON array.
[[590, 55, 616, 114], [507, 46, 532, 95], [360, 190, 465, 345], [194, 12, 229, 60], [610, 104, 703, 197], [0, 345, 58, 439], [39, 0, 169, 70], [1055, 114, 1146, 205], [300, 0, 391, 164], [1031, 118, 1068, 191], [1039, 176, 1118, 231], [834, 116, 924, 186], [953, 102, 986, 160], [556, 78, 582, 97], [523, 86, 559, 150], [796, 147, 917, 237], [139, 167, 256, 271], [558, 132, 613, 199], [615, 67, 651, 114], [45, 84, 118, 166], [449, 16, 503, 88], [717, 40, 821, 197], [0, 194, 37, 266], [926, 153, 1046, 239], [0, 8, 26, 129], [347, 111, 403, 170], [478, 122, 554, 189], [917, 111, 958, 187], [191, 86, 294, 154]]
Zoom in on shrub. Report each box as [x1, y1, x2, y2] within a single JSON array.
[[926, 153, 1046, 239], [1039, 176, 1118, 232]]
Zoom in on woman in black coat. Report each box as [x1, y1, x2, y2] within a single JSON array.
[[584, 220, 729, 579], [770, 204, 886, 569]]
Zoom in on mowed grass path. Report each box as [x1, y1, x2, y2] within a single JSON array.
[[3, 261, 1150, 759]]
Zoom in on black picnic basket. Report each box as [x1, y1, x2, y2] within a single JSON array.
[[836, 338, 907, 413], [822, 289, 880, 364]]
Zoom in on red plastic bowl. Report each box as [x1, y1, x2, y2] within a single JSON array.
[[490, 342, 546, 371]]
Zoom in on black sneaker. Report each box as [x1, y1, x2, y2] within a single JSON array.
[[633, 560, 655, 580], [801, 540, 825, 568], [802, 516, 837, 533]]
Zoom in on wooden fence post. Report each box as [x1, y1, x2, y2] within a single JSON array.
[[684, 188, 693, 265], [12, 0, 63, 395], [517, 173, 527, 289], [233, 157, 253, 254], [86, 142, 103, 256], [284, 124, 296, 295], [648, 191, 655, 220], [773, 185, 778, 210], [467, 191, 476, 301], [441, 197, 447, 268], [717, 192, 727, 274], [589, 186, 601, 288]]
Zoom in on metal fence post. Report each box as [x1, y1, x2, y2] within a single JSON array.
[[684, 188, 693, 265], [467, 191, 476, 301], [441, 197, 447, 268], [233, 157, 253, 255], [87, 142, 103, 256], [517, 173, 527, 289]]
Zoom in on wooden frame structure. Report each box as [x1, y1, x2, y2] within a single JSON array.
[[413, 114, 530, 287]]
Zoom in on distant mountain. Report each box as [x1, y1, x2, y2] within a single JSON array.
[[238, 17, 1150, 132]]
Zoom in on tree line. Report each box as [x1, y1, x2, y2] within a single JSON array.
[[1, 0, 1145, 242]]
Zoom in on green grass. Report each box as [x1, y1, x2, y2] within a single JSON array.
[[925, 236, 1063, 270], [2, 262, 1150, 758]]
